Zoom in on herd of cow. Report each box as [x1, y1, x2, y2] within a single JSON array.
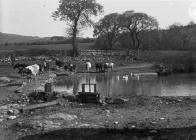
[[13, 62, 48, 76], [12, 59, 114, 79], [55, 59, 114, 73], [95, 62, 114, 72]]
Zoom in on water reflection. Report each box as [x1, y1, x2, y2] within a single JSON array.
[[54, 73, 196, 97]]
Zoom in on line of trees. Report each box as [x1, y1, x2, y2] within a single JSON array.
[[94, 18, 196, 52], [93, 11, 158, 58], [53, 0, 196, 57]]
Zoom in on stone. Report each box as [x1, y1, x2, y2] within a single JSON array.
[[131, 125, 136, 128], [7, 110, 14, 115], [15, 89, 22, 94], [78, 124, 90, 127], [49, 113, 77, 121], [7, 116, 17, 120], [150, 130, 157, 133], [0, 77, 11, 82], [160, 117, 165, 120], [31, 120, 61, 130], [105, 97, 129, 104], [113, 98, 129, 104]]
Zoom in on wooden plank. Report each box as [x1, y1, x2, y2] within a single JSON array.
[[137, 73, 158, 76], [20, 100, 58, 112]]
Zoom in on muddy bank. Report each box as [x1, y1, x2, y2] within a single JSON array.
[[3, 95, 194, 140], [0, 63, 196, 140]]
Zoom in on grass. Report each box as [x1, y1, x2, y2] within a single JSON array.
[[0, 43, 93, 52], [140, 50, 196, 73], [0, 43, 94, 57]]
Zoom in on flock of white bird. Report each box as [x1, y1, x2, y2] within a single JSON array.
[[120, 72, 158, 82]]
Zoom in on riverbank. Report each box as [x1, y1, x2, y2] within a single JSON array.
[[0, 62, 196, 140], [5, 95, 196, 140]]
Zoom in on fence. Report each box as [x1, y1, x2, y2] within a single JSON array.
[[80, 50, 135, 56]]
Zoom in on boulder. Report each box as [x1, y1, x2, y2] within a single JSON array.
[[0, 77, 11, 83], [105, 97, 129, 104], [113, 98, 129, 104], [48, 113, 77, 121], [7, 116, 17, 120]]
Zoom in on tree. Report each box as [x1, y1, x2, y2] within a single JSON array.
[[121, 11, 158, 58], [52, 0, 103, 56], [168, 22, 182, 30], [93, 13, 122, 50], [188, 21, 195, 26]]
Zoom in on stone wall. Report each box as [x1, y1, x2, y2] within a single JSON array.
[[80, 50, 135, 56]]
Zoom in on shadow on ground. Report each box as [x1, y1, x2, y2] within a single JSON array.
[[18, 127, 196, 140]]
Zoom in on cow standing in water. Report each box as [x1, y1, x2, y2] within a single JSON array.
[[104, 62, 114, 72], [86, 61, 91, 72], [95, 62, 103, 72]]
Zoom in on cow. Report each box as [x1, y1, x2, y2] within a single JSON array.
[[95, 63, 103, 72], [25, 64, 40, 76], [86, 61, 91, 72], [64, 63, 76, 72], [104, 62, 114, 72], [55, 60, 65, 68]]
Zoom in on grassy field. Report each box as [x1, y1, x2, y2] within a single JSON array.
[[140, 50, 196, 61], [0, 43, 93, 52]]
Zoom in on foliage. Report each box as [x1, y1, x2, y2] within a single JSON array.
[[141, 51, 196, 73], [120, 11, 158, 58], [52, 0, 103, 56], [93, 10, 158, 53], [94, 13, 122, 50], [94, 21, 196, 51]]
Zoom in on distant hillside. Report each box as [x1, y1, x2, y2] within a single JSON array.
[[0, 32, 94, 45], [0, 32, 40, 44]]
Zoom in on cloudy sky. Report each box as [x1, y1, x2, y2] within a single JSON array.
[[0, 0, 196, 37]]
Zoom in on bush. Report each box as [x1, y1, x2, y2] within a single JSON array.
[[14, 49, 68, 57], [155, 54, 196, 73]]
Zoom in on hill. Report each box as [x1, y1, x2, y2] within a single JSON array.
[[0, 32, 40, 44], [0, 32, 94, 45]]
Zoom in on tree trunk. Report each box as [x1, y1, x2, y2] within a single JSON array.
[[72, 20, 79, 57], [131, 31, 136, 49], [135, 32, 140, 59], [72, 35, 78, 57]]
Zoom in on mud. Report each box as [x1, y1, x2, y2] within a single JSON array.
[[0, 62, 195, 140]]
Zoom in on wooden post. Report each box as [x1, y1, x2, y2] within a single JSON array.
[[20, 100, 58, 112], [94, 84, 97, 93], [44, 82, 53, 93], [88, 71, 91, 93], [82, 84, 85, 93]]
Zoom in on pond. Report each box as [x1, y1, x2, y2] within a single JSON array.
[[54, 72, 196, 97]]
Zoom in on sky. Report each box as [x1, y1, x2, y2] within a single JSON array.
[[0, 0, 196, 37]]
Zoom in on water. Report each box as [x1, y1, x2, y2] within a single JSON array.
[[54, 72, 196, 97]]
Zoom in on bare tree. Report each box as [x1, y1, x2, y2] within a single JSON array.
[[52, 0, 103, 57], [94, 13, 122, 50]]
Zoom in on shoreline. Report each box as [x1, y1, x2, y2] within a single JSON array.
[[0, 62, 196, 139]]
